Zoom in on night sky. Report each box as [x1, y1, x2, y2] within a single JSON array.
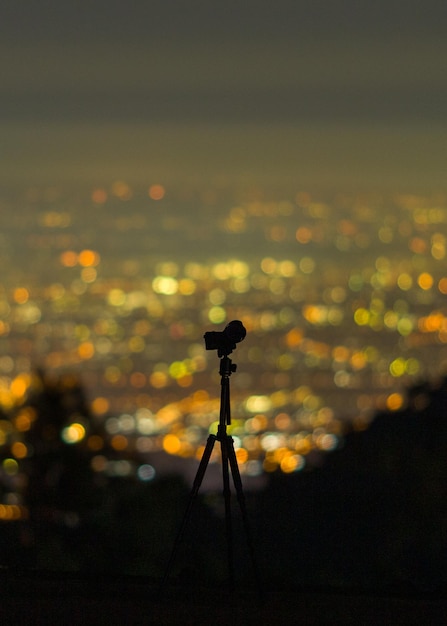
[[2, 1, 447, 190]]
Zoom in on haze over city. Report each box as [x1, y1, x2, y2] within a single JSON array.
[[1, 1, 446, 191]]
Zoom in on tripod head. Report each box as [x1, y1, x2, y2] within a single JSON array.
[[219, 354, 237, 378]]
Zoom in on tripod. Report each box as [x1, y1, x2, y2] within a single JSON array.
[[161, 353, 262, 595]]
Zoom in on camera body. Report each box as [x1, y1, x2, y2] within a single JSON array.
[[204, 320, 246, 356]]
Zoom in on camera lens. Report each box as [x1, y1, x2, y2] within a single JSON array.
[[224, 320, 246, 344]]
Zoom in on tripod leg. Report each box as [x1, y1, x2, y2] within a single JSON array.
[[227, 436, 263, 599], [160, 434, 216, 593], [219, 433, 235, 591]]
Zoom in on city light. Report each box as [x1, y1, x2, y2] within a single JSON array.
[[0, 186, 446, 487]]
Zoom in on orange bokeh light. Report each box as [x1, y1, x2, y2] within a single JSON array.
[[91, 188, 108, 204], [148, 184, 165, 200], [60, 250, 78, 267], [78, 249, 100, 267]]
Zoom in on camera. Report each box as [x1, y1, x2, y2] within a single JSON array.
[[204, 320, 246, 356]]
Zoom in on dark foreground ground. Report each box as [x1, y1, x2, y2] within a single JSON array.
[[1, 571, 446, 626]]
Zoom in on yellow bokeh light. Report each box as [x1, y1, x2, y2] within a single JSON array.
[[230, 260, 250, 278], [299, 257, 315, 274], [397, 273, 413, 291], [212, 263, 231, 280], [260, 257, 277, 275], [108, 288, 126, 306], [81, 267, 97, 283], [178, 278, 196, 295], [169, 361, 189, 379], [397, 317, 414, 336], [389, 357, 406, 377], [129, 336, 145, 353], [152, 276, 178, 295], [384, 311, 399, 329], [208, 306, 226, 324], [3, 458, 19, 475], [61, 423, 86, 444], [354, 308, 370, 326], [405, 358, 420, 375], [246, 395, 272, 413], [10, 374, 31, 399], [112, 180, 132, 200]]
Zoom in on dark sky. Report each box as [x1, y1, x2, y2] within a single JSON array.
[[2, 1, 447, 190]]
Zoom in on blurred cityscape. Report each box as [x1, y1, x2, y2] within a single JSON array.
[[0, 183, 447, 525]]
